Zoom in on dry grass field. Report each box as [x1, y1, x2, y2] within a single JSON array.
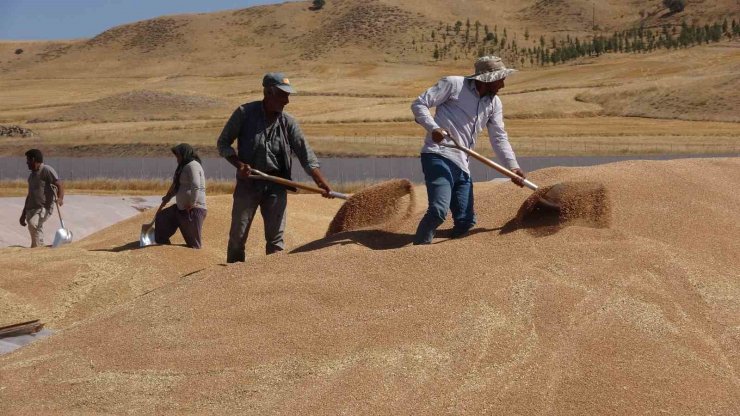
[[0, 1, 738, 159], [1, 46, 738, 157], [0, 177, 380, 197]]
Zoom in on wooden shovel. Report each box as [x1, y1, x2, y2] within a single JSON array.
[[248, 169, 349, 200], [440, 133, 562, 210], [440, 133, 539, 191]]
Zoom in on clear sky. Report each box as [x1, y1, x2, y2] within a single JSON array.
[[0, 0, 287, 40]]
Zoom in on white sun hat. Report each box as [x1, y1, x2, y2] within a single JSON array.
[[465, 56, 517, 83]]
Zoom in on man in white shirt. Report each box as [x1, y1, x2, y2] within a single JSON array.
[[410, 56, 527, 244]]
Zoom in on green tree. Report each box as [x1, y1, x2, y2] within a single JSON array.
[[678, 21, 693, 47], [594, 36, 605, 56]]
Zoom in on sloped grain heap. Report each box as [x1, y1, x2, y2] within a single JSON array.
[[0, 158, 738, 414]]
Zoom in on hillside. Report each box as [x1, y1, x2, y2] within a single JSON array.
[[0, 0, 737, 160], [1, 157, 739, 413], [1, 0, 738, 77], [1, 2, 739, 412], [29, 90, 230, 123], [1, 42, 737, 161]]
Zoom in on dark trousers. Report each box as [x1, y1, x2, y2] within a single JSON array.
[[155, 205, 207, 249], [227, 180, 287, 263]]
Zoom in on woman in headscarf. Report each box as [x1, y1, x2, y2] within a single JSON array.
[[155, 143, 207, 248]]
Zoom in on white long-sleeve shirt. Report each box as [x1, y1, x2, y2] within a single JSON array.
[[411, 76, 520, 173]]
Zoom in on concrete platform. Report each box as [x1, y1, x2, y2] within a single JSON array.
[[0, 195, 160, 248]]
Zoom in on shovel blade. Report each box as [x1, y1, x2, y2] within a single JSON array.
[[52, 228, 73, 248], [139, 224, 156, 247]]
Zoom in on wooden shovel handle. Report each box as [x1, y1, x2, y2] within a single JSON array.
[[249, 169, 348, 200], [144, 200, 167, 229], [442, 135, 539, 191], [0, 319, 44, 337], [51, 185, 65, 226]]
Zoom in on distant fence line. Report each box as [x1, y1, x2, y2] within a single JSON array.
[[0, 157, 422, 183]]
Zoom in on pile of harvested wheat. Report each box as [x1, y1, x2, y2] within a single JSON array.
[[326, 179, 416, 236], [514, 181, 611, 235]]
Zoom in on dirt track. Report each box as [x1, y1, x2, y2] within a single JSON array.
[[1, 158, 738, 414]]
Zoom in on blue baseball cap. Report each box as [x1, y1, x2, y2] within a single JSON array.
[[262, 72, 295, 94]]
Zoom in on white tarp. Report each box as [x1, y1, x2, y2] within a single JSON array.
[[0, 195, 159, 247], [0, 329, 54, 355]]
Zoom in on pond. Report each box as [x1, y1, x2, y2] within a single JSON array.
[[1, 154, 734, 183]]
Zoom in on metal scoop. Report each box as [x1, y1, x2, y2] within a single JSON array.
[[51, 198, 73, 248], [140, 201, 166, 247]]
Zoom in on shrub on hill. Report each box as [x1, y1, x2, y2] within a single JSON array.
[[312, 0, 326, 10], [663, 0, 686, 14], [0, 125, 36, 137]]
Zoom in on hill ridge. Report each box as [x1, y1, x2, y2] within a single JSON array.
[[1, 0, 737, 75]]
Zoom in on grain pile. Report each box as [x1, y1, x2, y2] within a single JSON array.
[[0, 194, 341, 328], [326, 178, 415, 236], [514, 181, 611, 236], [1, 158, 738, 415]]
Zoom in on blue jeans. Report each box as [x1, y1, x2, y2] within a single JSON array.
[[413, 153, 476, 244]]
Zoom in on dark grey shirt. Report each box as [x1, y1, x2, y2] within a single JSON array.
[[25, 164, 59, 210], [216, 101, 320, 180]]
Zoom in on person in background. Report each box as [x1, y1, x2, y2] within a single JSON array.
[[155, 143, 207, 249], [217, 72, 335, 263], [410, 55, 527, 244], [19, 148, 64, 248]]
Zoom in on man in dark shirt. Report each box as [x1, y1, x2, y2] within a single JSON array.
[[217, 73, 334, 263], [19, 149, 64, 248]]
